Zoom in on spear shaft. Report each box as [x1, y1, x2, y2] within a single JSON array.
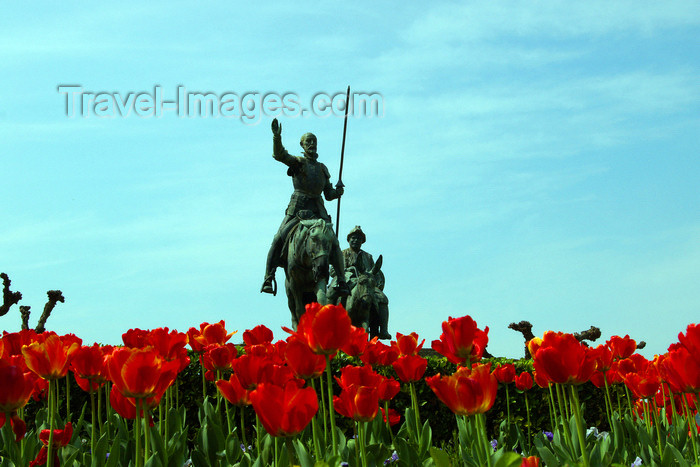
[[335, 86, 350, 236]]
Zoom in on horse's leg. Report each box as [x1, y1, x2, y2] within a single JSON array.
[[314, 280, 328, 306], [285, 277, 300, 330]]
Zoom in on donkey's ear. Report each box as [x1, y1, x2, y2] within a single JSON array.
[[372, 255, 383, 274]]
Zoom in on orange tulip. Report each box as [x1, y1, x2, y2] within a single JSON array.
[[22, 333, 79, 380], [426, 363, 498, 416], [521, 456, 540, 466]]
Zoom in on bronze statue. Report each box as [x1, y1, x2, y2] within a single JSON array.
[[329, 226, 391, 339], [261, 119, 350, 324]]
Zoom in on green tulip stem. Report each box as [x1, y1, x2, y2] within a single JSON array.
[[325, 355, 338, 456], [384, 400, 395, 444], [524, 391, 532, 455], [240, 405, 247, 449], [478, 413, 492, 467], [505, 384, 511, 424], [651, 399, 664, 458], [47, 379, 55, 467], [143, 407, 151, 466], [683, 394, 699, 465], [201, 360, 207, 400], [359, 420, 368, 467], [316, 375, 328, 445], [285, 437, 296, 466], [409, 382, 421, 439], [602, 377, 614, 432], [569, 385, 589, 467], [555, 384, 574, 459], [135, 398, 142, 467], [256, 414, 262, 455], [65, 374, 71, 422], [90, 391, 96, 458], [547, 384, 557, 432]]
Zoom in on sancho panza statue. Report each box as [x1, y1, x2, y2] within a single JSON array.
[[330, 226, 391, 339], [261, 118, 350, 297]]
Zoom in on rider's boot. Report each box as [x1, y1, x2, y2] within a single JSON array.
[[261, 236, 281, 295], [377, 303, 391, 339]]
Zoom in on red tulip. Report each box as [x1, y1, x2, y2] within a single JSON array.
[[249, 381, 318, 437], [360, 339, 399, 367], [380, 407, 401, 426], [22, 333, 80, 380], [335, 364, 383, 389], [660, 347, 700, 393], [190, 320, 237, 350], [377, 375, 401, 402], [333, 365, 382, 422], [106, 347, 179, 400], [232, 354, 274, 390], [284, 337, 326, 380], [285, 303, 352, 355], [426, 364, 498, 416], [514, 372, 534, 391], [0, 360, 36, 440], [148, 328, 190, 371], [70, 343, 109, 393], [393, 332, 424, 356], [202, 343, 238, 375], [243, 325, 274, 347], [334, 384, 380, 422], [532, 332, 596, 385], [431, 315, 489, 365], [30, 422, 73, 467], [678, 323, 700, 366], [494, 363, 516, 384], [624, 367, 660, 399], [216, 373, 251, 407], [122, 328, 150, 348], [341, 326, 369, 357], [606, 335, 637, 361], [392, 355, 427, 383]]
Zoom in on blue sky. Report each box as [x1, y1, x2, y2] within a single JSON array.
[[1, 1, 698, 358]]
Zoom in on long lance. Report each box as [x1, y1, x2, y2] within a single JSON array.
[[335, 85, 350, 237]]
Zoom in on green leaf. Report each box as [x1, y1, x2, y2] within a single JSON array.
[[104, 435, 122, 467], [93, 432, 110, 467], [294, 438, 314, 467], [492, 451, 523, 467], [666, 444, 690, 467], [429, 446, 451, 467], [419, 420, 432, 457], [190, 449, 208, 467]]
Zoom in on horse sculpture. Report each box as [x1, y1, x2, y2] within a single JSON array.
[[284, 217, 335, 329]]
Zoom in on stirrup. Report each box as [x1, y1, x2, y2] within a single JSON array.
[[260, 276, 277, 296]]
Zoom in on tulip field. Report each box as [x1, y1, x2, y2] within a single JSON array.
[[1, 303, 699, 467]]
